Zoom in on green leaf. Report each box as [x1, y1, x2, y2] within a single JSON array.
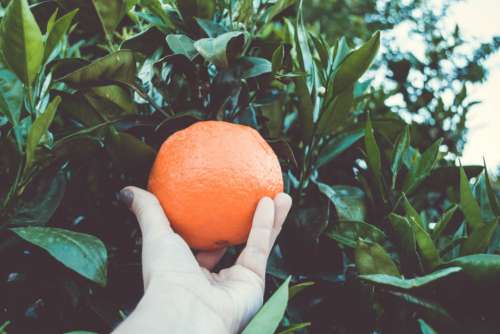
[[107, 131, 156, 169], [325, 220, 386, 248], [355, 240, 400, 276], [0, 0, 44, 85], [194, 18, 227, 38], [272, 44, 284, 73], [331, 37, 351, 71], [262, 0, 296, 24], [277, 322, 311, 334], [316, 88, 353, 136], [177, 0, 215, 21], [193, 31, 246, 68], [483, 161, 500, 216], [233, 0, 253, 23], [295, 0, 315, 92], [241, 276, 291, 334], [234, 57, 272, 79], [410, 217, 441, 270], [360, 267, 461, 290], [418, 319, 438, 334], [289, 281, 314, 299], [333, 31, 380, 96], [44, 9, 78, 61], [92, 0, 128, 38], [364, 114, 383, 193], [166, 34, 198, 60], [315, 181, 366, 221], [25, 96, 61, 171], [460, 165, 485, 231], [389, 214, 418, 265], [57, 50, 136, 87], [415, 138, 442, 179], [7, 170, 66, 226], [460, 219, 498, 256], [317, 129, 364, 167], [140, 0, 174, 31], [441, 254, 500, 283], [10, 227, 108, 286], [432, 204, 458, 241], [293, 74, 313, 142], [391, 125, 410, 189], [0, 65, 23, 125], [402, 193, 423, 227]]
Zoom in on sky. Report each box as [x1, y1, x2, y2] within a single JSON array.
[[382, 0, 500, 170], [450, 0, 500, 169]]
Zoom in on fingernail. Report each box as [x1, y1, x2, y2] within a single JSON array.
[[118, 188, 134, 208]]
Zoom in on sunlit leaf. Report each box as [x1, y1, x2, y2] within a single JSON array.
[[0, 0, 44, 85], [194, 31, 246, 68], [315, 181, 366, 221], [44, 9, 78, 61], [241, 276, 291, 334], [92, 0, 128, 38], [166, 34, 198, 60], [355, 240, 399, 276]]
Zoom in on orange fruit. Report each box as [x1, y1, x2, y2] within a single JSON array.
[[148, 121, 283, 250]]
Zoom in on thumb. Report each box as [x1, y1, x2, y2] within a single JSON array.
[[119, 186, 173, 242], [119, 186, 200, 287]]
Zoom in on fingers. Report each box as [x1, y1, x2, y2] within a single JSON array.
[[270, 193, 293, 248], [236, 197, 276, 280], [119, 186, 199, 287], [196, 248, 226, 271], [120, 186, 173, 241]]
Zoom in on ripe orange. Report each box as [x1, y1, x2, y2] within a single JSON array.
[[148, 121, 283, 250]]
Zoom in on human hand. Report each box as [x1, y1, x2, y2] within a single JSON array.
[[112, 186, 292, 334]]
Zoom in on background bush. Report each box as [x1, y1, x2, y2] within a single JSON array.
[[0, 0, 499, 333]]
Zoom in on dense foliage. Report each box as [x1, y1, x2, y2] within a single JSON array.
[[0, 0, 499, 333]]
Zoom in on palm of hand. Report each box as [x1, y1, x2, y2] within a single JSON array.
[[114, 187, 292, 334]]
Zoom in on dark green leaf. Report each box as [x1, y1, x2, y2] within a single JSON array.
[[295, 0, 315, 91], [441, 254, 500, 283], [415, 138, 442, 179], [421, 165, 483, 192], [7, 170, 66, 226], [0, 0, 44, 85], [241, 276, 291, 334], [293, 74, 313, 142], [44, 9, 78, 61], [460, 165, 485, 231], [92, 0, 128, 37], [107, 131, 156, 169], [360, 267, 461, 290], [410, 217, 441, 270], [355, 240, 400, 276], [460, 219, 498, 255], [140, 0, 174, 31], [391, 125, 410, 189], [483, 161, 500, 216], [234, 57, 272, 79], [389, 214, 418, 264], [316, 88, 353, 135], [317, 129, 364, 167], [289, 281, 314, 299], [272, 44, 284, 73], [10, 227, 108, 286], [315, 181, 366, 221], [364, 114, 383, 192], [177, 0, 215, 21], [325, 220, 386, 248], [402, 193, 424, 227], [333, 31, 380, 96], [25, 96, 61, 170], [262, 0, 296, 24], [193, 31, 246, 68], [432, 205, 458, 241], [166, 34, 198, 60], [57, 50, 136, 87]]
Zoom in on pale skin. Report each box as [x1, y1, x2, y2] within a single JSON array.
[[113, 186, 292, 334]]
